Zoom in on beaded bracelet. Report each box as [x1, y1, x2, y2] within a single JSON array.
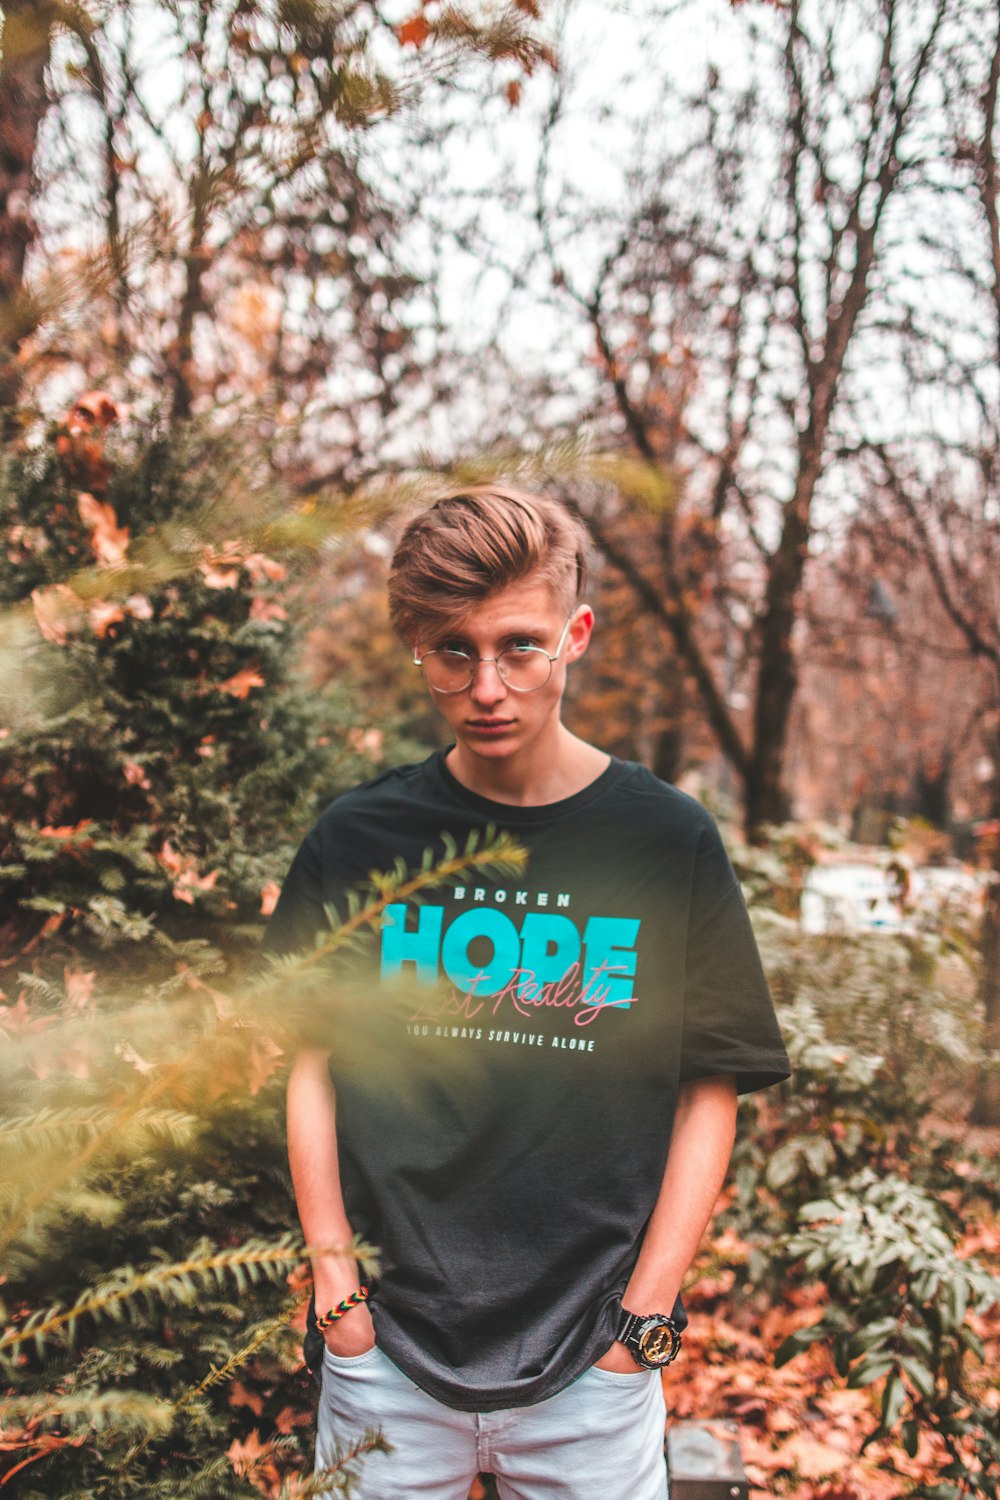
[[315, 1286, 369, 1332]]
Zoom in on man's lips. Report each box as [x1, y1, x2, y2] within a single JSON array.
[[467, 718, 515, 729]]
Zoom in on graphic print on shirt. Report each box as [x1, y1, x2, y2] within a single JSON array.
[[380, 881, 641, 1055]]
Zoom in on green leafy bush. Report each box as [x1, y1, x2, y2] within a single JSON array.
[[777, 1172, 1000, 1498]]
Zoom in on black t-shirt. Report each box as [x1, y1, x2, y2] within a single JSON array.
[[264, 750, 789, 1411]]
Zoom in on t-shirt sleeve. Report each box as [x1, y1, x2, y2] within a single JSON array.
[[680, 820, 790, 1095], [261, 826, 328, 959]]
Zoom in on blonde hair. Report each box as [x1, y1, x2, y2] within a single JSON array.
[[388, 484, 589, 642]]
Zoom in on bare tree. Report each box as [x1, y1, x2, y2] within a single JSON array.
[[4, 0, 551, 481], [441, 0, 973, 834], [838, 1, 1000, 1120], [0, 0, 60, 433]]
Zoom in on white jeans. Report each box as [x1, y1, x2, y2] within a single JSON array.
[[316, 1344, 669, 1500]]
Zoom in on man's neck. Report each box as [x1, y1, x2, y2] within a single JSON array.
[[445, 728, 610, 807]]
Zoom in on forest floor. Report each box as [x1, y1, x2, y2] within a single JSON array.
[[467, 1149, 1000, 1500]]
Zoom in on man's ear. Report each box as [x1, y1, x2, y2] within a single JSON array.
[[566, 604, 595, 662]]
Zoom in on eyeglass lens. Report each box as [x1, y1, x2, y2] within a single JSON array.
[[422, 648, 553, 693]]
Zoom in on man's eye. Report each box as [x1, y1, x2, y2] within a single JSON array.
[[439, 644, 470, 657], [507, 639, 538, 653]]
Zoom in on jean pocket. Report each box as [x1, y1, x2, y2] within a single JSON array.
[[586, 1361, 655, 1383], [322, 1343, 381, 1372]]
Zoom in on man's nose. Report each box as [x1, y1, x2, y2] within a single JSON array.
[[469, 657, 507, 704]]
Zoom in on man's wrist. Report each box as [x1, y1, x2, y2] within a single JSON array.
[[616, 1306, 683, 1368], [315, 1286, 369, 1332]]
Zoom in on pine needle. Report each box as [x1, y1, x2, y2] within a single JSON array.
[[0, 1236, 374, 1354], [293, 829, 528, 973], [114, 1295, 307, 1471], [0, 1105, 197, 1153], [0, 1389, 175, 1435]]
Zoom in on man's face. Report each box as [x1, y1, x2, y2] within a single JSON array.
[[413, 575, 594, 767]]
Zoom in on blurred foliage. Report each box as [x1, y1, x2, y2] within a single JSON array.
[[707, 824, 1000, 1495], [778, 1173, 999, 1498], [0, 410, 399, 981]]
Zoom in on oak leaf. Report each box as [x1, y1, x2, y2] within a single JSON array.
[[248, 1033, 284, 1095], [215, 666, 266, 698], [39, 820, 94, 839], [122, 759, 152, 789], [77, 492, 129, 567], [244, 552, 287, 585], [31, 584, 85, 643], [396, 12, 431, 47], [63, 967, 97, 1009], [200, 560, 241, 588], [229, 1380, 266, 1417], [89, 600, 126, 636], [249, 596, 287, 625]]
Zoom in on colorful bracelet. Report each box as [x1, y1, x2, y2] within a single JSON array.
[[315, 1287, 369, 1332]]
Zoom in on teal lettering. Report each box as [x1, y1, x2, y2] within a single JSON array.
[[380, 903, 444, 983], [518, 914, 581, 998], [441, 909, 520, 995], [582, 916, 640, 1005]]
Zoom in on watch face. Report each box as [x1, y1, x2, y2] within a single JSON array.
[[636, 1318, 679, 1365]]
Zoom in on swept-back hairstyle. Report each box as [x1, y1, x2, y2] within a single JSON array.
[[388, 484, 589, 644]]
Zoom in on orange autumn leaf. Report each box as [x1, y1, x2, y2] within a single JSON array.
[[31, 584, 85, 643], [63, 967, 96, 1009], [227, 1429, 268, 1474], [249, 596, 287, 625], [274, 1401, 312, 1434], [172, 868, 221, 904], [89, 600, 126, 636], [396, 12, 431, 46], [179, 965, 235, 1020], [125, 592, 153, 620], [226, 1429, 282, 1495], [156, 840, 221, 903], [248, 1033, 284, 1095], [122, 759, 152, 789], [771, 1431, 863, 1479], [200, 560, 241, 588], [229, 1380, 266, 1417], [505, 79, 522, 107], [215, 666, 266, 698], [244, 552, 287, 584], [0, 995, 59, 1038], [38, 819, 94, 839], [115, 1040, 155, 1074], [77, 491, 129, 567], [260, 880, 281, 916]]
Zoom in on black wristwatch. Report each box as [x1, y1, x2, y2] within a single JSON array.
[[616, 1307, 683, 1369]]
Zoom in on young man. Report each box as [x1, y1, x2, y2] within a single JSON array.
[[265, 485, 790, 1500]]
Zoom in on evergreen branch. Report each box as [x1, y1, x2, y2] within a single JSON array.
[[0, 1105, 197, 1154], [0, 1026, 222, 1258], [171, 1300, 301, 1411], [0, 1389, 174, 1435], [114, 1296, 308, 1471], [0, 1238, 376, 1354], [0, 1236, 374, 1356], [293, 829, 527, 973], [0, 834, 525, 1256], [306, 1428, 393, 1497]]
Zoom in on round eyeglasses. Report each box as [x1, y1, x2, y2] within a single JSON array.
[[414, 613, 576, 694]]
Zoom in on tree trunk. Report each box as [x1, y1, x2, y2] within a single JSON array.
[[0, 1, 54, 435], [971, 750, 1000, 1125]]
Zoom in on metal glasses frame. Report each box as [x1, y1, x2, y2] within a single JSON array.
[[413, 611, 577, 694]]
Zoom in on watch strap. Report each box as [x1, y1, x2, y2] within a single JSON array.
[[616, 1306, 683, 1367]]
